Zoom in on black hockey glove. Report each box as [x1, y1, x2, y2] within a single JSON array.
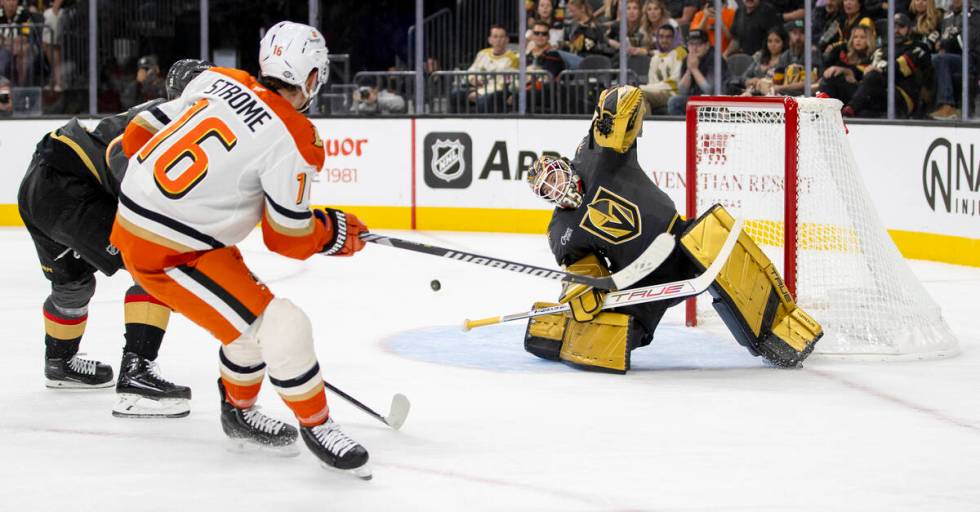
[[315, 208, 367, 256]]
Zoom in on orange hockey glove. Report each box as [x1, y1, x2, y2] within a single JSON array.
[[316, 208, 368, 256]]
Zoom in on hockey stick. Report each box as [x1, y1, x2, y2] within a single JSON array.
[[323, 380, 411, 430], [463, 218, 744, 330], [360, 232, 675, 291]]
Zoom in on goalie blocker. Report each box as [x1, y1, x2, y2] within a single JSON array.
[[524, 205, 823, 372]]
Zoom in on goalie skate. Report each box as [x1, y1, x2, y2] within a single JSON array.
[[113, 352, 191, 418], [301, 418, 372, 480]]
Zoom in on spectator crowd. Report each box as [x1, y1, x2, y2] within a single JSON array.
[[0, 0, 976, 119], [445, 0, 980, 119], [0, 0, 174, 116]]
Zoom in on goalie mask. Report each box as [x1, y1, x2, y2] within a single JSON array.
[[591, 85, 646, 153], [527, 155, 583, 209]]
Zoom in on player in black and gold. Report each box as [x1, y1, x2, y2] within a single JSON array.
[[523, 85, 823, 373], [17, 59, 211, 417]]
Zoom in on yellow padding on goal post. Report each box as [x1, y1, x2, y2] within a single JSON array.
[[742, 219, 861, 252]]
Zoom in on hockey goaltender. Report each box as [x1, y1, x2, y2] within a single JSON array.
[[522, 85, 824, 373]]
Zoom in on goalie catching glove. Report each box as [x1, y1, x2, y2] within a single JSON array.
[[315, 208, 367, 256]]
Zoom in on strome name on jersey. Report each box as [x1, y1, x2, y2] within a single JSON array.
[[202, 78, 273, 132]]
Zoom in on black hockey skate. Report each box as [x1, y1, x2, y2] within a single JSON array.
[[218, 379, 299, 456], [45, 355, 114, 389], [113, 352, 192, 418], [301, 418, 372, 480]]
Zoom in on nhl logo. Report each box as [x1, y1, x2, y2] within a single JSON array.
[[431, 139, 466, 183], [424, 132, 472, 189]]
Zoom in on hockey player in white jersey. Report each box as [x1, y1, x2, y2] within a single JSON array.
[[109, 21, 372, 479]]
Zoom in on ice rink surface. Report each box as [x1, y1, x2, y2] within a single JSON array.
[[1, 227, 978, 512]]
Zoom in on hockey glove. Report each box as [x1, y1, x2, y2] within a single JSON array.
[[316, 208, 367, 256], [559, 283, 607, 323]]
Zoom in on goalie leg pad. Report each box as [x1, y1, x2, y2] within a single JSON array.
[[761, 307, 822, 367], [523, 302, 568, 361], [559, 312, 642, 374], [680, 205, 823, 367]]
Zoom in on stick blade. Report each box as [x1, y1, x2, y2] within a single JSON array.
[[385, 393, 411, 430], [610, 232, 675, 290]]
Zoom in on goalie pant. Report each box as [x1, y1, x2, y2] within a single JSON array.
[[16, 100, 173, 362]]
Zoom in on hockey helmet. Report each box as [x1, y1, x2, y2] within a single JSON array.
[[591, 85, 646, 153], [259, 21, 330, 111], [165, 58, 212, 100], [527, 155, 583, 209]]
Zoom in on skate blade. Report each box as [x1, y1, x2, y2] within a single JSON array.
[[225, 438, 300, 458], [112, 394, 190, 418], [319, 461, 373, 481], [46, 378, 115, 390]]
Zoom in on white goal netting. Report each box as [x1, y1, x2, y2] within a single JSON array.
[[689, 97, 958, 358]]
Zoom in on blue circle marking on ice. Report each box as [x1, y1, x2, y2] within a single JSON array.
[[382, 323, 768, 372]]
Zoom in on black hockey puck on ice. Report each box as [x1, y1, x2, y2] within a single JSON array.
[[430, 279, 441, 291]]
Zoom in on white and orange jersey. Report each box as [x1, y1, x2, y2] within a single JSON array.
[[115, 67, 329, 262]]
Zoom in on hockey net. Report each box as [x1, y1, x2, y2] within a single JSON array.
[[684, 96, 958, 358]]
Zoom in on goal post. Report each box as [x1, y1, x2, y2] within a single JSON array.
[[683, 96, 958, 359]]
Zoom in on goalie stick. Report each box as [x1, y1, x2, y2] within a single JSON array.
[[360, 232, 675, 291], [463, 218, 744, 330], [324, 380, 410, 430]]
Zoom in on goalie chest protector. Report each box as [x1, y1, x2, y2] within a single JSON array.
[[547, 137, 678, 271]]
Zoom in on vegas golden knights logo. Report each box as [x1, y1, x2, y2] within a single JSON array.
[[579, 187, 642, 244]]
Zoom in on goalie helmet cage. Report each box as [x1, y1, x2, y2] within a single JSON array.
[[683, 96, 958, 359]]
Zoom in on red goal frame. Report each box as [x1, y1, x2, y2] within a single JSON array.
[[684, 96, 799, 327]]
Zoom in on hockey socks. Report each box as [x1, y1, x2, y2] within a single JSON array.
[[219, 346, 266, 409], [43, 297, 86, 359], [122, 285, 170, 361], [270, 363, 329, 428]]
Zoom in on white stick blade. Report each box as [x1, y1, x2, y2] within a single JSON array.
[[386, 393, 411, 430], [610, 233, 675, 289]]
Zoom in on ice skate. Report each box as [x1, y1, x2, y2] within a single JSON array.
[[218, 380, 299, 456], [113, 352, 192, 418], [45, 355, 114, 389], [301, 418, 371, 480]]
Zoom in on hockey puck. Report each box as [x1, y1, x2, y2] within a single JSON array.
[[430, 279, 441, 292]]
